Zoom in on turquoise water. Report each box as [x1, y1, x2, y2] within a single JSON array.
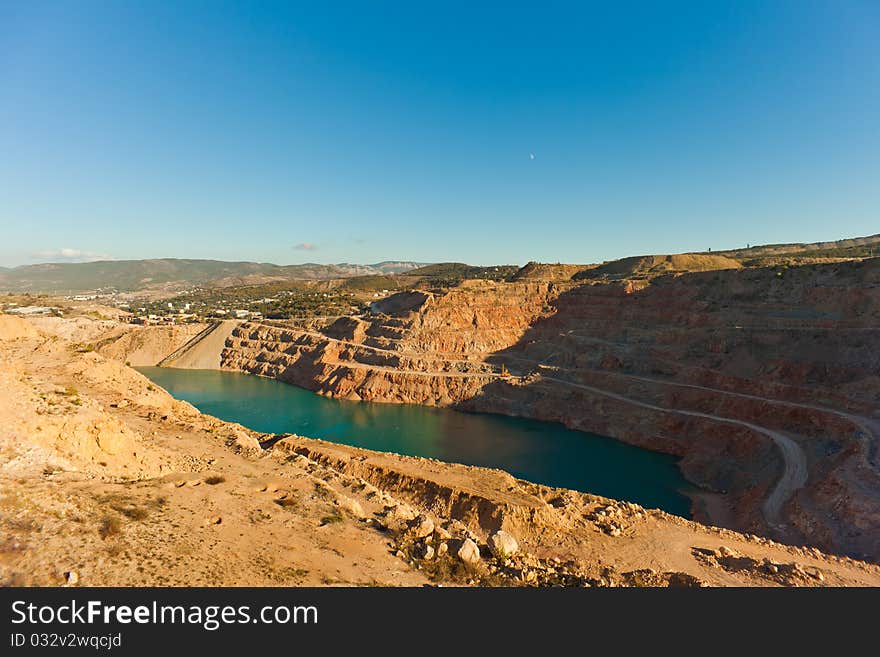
[[138, 367, 694, 516]]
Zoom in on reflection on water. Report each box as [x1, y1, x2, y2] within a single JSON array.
[[138, 367, 694, 517]]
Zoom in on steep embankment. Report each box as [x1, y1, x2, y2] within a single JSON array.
[[95, 324, 208, 366], [3, 314, 879, 587], [157, 320, 238, 369], [27, 319, 208, 367], [219, 260, 880, 562]]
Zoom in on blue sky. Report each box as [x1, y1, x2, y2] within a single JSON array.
[[1, 1, 877, 267]]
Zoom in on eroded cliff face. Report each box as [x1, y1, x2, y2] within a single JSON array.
[[219, 261, 880, 561], [222, 281, 556, 404], [5, 313, 880, 587]]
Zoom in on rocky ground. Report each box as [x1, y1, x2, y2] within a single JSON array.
[[2, 314, 880, 587], [216, 259, 880, 561]]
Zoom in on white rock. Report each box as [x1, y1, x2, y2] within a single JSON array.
[[488, 530, 519, 559], [227, 431, 261, 455], [457, 538, 481, 565], [408, 514, 434, 538], [338, 497, 365, 519], [388, 504, 418, 522]]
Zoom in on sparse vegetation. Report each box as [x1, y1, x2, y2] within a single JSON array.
[[312, 482, 334, 500], [105, 543, 124, 557], [114, 505, 148, 521], [319, 511, 345, 526], [417, 553, 511, 586], [283, 567, 310, 583], [405, 262, 519, 287], [57, 385, 83, 406], [98, 515, 122, 539]]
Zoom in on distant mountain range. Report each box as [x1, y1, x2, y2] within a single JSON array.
[[0, 259, 429, 294], [4, 233, 878, 295]]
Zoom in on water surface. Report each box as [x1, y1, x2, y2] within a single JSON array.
[[138, 367, 693, 516]]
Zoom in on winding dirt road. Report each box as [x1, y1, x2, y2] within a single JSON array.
[[232, 322, 817, 528], [543, 376, 809, 528]]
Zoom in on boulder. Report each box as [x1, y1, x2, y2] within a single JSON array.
[[338, 496, 365, 519], [226, 431, 261, 456], [488, 530, 519, 559], [408, 514, 434, 538], [457, 538, 481, 565]]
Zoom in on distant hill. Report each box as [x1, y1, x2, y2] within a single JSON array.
[[406, 263, 519, 281], [508, 254, 742, 283], [4, 233, 876, 295], [512, 262, 594, 281], [713, 234, 880, 263], [516, 234, 880, 283], [576, 254, 742, 281], [371, 261, 430, 274], [0, 259, 428, 294]]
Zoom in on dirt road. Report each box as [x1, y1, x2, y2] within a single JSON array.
[[543, 376, 809, 529]]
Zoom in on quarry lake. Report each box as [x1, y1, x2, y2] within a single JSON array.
[[138, 367, 694, 517]]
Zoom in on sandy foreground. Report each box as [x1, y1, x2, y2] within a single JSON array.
[[1, 314, 879, 587]]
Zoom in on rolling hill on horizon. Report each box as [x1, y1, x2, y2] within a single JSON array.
[[0, 258, 429, 294], [3, 232, 878, 295]]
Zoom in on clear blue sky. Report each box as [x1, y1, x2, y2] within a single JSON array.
[[1, 1, 877, 267]]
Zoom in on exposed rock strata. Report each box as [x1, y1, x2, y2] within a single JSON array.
[[6, 314, 879, 586], [218, 261, 880, 561]]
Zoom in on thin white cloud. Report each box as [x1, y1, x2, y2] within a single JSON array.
[[292, 242, 318, 251], [29, 248, 113, 263]]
